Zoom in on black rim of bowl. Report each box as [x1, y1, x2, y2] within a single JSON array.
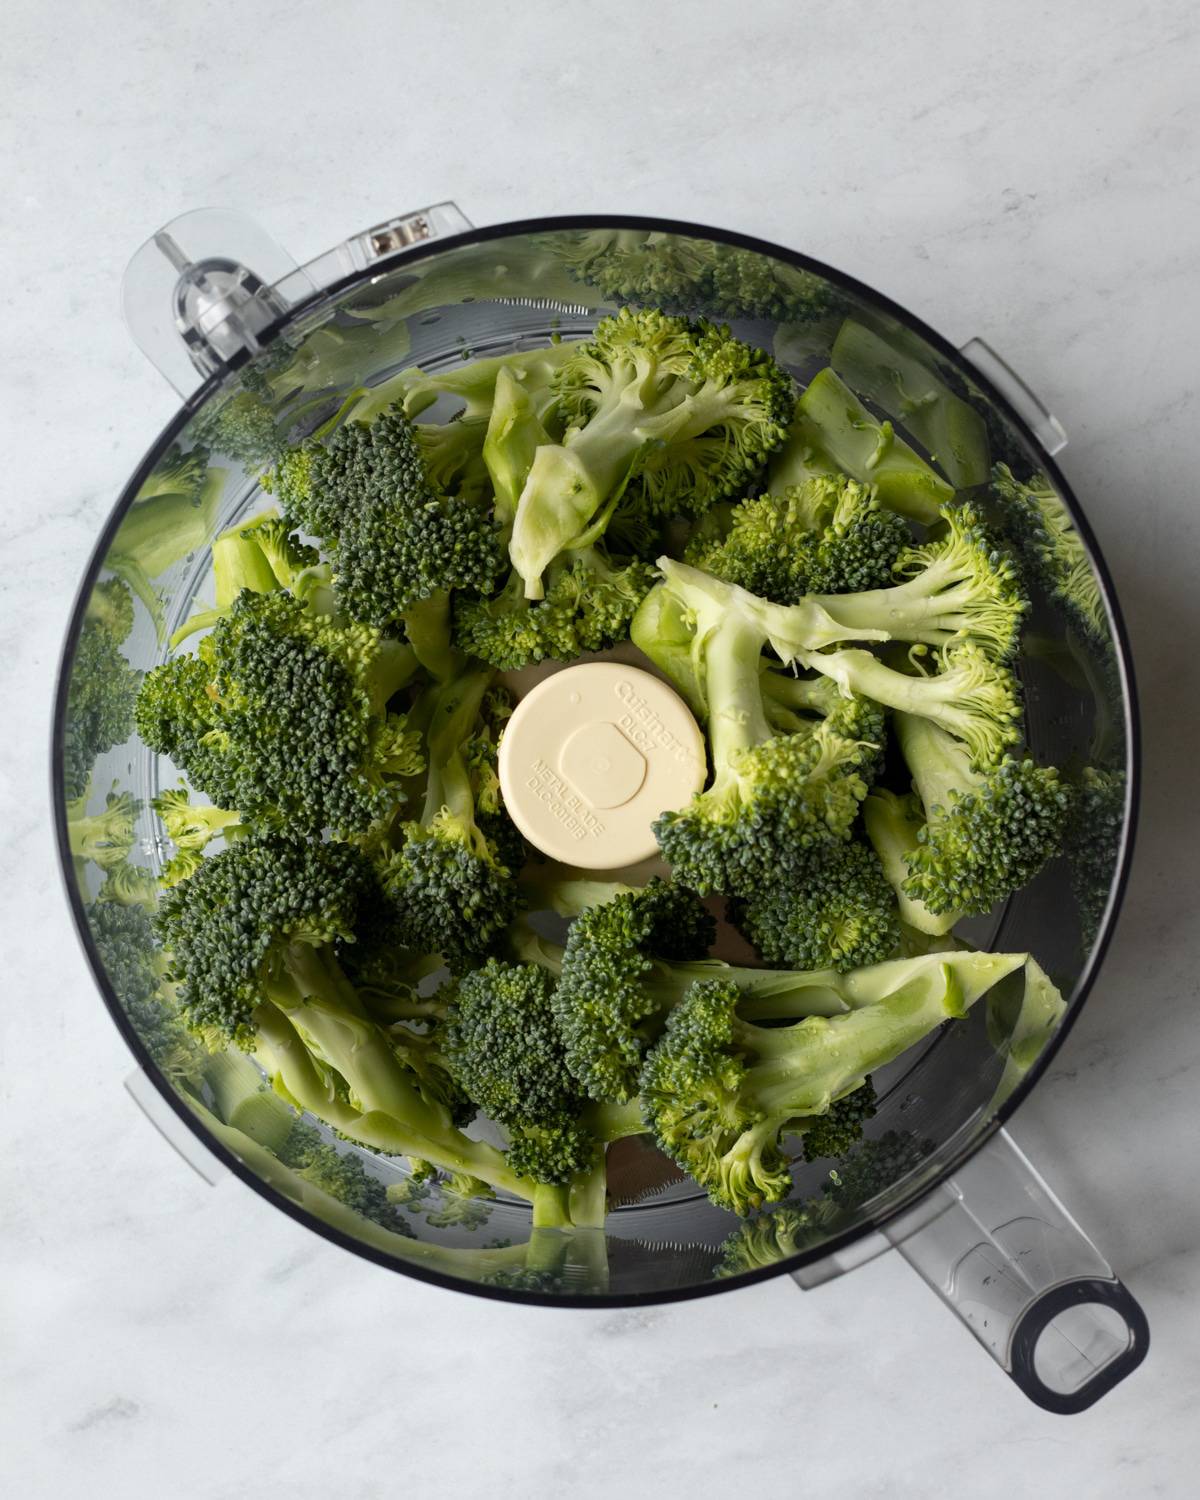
[[51, 213, 1141, 1308]]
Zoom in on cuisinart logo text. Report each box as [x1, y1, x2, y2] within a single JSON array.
[[525, 759, 605, 841], [613, 679, 697, 766]]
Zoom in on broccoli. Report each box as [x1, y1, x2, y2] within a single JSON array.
[[1067, 764, 1126, 948], [85, 897, 206, 1086], [508, 308, 793, 598], [95, 859, 161, 910], [728, 839, 899, 973], [679, 501, 1027, 663], [868, 711, 1073, 925], [441, 957, 644, 1201], [107, 450, 226, 637], [782, 641, 1023, 771], [991, 464, 1107, 642], [830, 319, 991, 489], [635, 567, 880, 898], [265, 403, 504, 670], [539, 880, 916, 1104], [640, 951, 1025, 1215], [770, 368, 953, 525], [67, 786, 140, 874], [169, 509, 322, 647], [63, 579, 142, 801], [277, 1121, 413, 1236], [136, 589, 421, 838], [985, 956, 1069, 1108], [684, 474, 912, 603], [155, 833, 570, 1220], [547, 230, 839, 323], [376, 669, 520, 969]]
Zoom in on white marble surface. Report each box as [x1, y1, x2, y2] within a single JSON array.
[[3, 1, 1200, 1493]]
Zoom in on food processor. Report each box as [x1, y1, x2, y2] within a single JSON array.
[[53, 205, 1147, 1412]]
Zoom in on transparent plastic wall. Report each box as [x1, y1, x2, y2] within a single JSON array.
[[57, 226, 1131, 1300]]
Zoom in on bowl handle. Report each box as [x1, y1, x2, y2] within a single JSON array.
[[884, 1127, 1148, 1411]]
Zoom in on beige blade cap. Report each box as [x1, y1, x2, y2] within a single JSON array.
[[498, 662, 707, 869]]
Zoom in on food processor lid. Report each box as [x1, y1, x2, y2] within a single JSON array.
[[58, 207, 1142, 1322]]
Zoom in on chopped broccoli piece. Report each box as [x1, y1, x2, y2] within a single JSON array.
[[265, 404, 504, 639], [63, 579, 142, 801], [137, 590, 421, 838], [509, 308, 793, 597], [684, 474, 912, 602], [888, 711, 1073, 922], [831, 319, 991, 488], [729, 840, 899, 973], [636, 566, 879, 897], [641, 952, 1024, 1215], [991, 464, 1107, 642], [377, 670, 520, 969], [1067, 764, 1125, 948], [771, 369, 953, 525], [68, 786, 140, 873]]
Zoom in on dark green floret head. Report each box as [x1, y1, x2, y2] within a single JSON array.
[[154, 834, 375, 1041]]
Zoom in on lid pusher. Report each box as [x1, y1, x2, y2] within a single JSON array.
[[498, 662, 707, 870]]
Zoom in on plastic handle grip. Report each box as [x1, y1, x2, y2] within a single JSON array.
[[885, 1128, 1148, 1412]]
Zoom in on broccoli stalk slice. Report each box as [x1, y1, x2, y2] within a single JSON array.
[[778, 368, 953, 524], [830, 319, 990, 489], [483, 364, 553, 533]]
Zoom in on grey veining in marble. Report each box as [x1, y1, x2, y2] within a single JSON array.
[[3, 1, 1200, 1495]]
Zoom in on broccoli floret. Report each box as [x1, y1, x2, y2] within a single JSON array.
[[548, 230, 839, 323], [687, 502, 1026, 663], [728, 841, 899, 973], [640, 952, 1025, 1215], [508, 308, 793, 597], [444, 960, 578, 1129], [549, 880, 715, 1102], [191, 388, 285, 466], [991, 464, 1107, 642], [862, 788, 955, 937], [637, 567, 878, 897], [86, 897, 206, 1085], [278, 1122, 412, 1235], [884, 712, 1073, 922], [68, 786, 140, 872], [63, 579, 142, 801], [800, 1078, 879, 1162], [770, 369, 954, 525], [137, 590, 421, 838], [1067, 764, 1125, 948], [152, 786, 244, 854], [455, 547, 656, 669], [377, 670, 520, 969], [108, 453, 226, 638], [684, 475, 912, 602], [714, 1199, 839, 1275], [95, 860, 161, 911], [264, 404, 504, 638], [785, 641, 1023, 771], [155, 833, 559, 1215]]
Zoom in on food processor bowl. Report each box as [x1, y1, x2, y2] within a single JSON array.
[[53, 207, 1146, 1411]]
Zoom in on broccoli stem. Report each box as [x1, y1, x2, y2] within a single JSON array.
[[400, 592, 461, 682], [806, 557, 980, 644], [895, 711, 982, 818], [863, 789, 957, 937], [705, 613, 775, 770], [422, 670, 493, 824], [255, 962, 538, 1204]]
